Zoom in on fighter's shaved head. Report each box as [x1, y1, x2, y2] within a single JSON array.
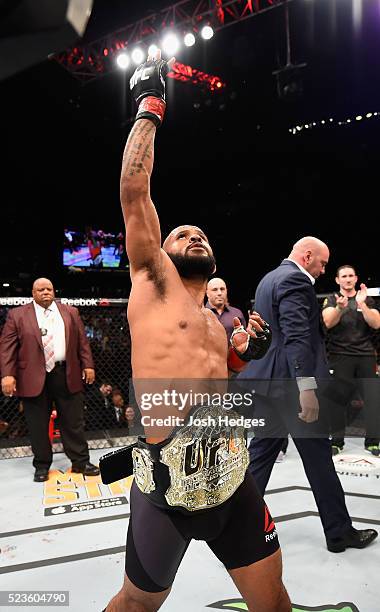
[[161, 225, 215, 279], [162, 225, 208, 250]]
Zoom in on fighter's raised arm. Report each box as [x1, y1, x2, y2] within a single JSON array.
[[103, 49, 292, 612], [120, 51, 174, 276]]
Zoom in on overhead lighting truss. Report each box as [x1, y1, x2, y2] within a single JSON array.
[[54, 0, 291, 86]]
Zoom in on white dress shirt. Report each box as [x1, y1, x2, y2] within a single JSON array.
[[285, 257, 315, 285], [33, 300, 66, 363]]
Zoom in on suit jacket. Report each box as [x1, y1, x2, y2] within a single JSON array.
[[0, 302, 94, 397], [239, 260, 329, 394]]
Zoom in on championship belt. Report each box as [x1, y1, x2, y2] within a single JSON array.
[[158, 405, 249, 511], [132, 447, 156, 494]]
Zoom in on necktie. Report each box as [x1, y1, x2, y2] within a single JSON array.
[[42, 309, 55, 372]]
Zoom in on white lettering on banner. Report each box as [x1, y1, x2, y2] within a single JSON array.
[[0, 297, 33, 306], [60, 298, 98, 306], [0, 297, 103, 307]]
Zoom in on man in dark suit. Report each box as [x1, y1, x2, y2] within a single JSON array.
[[0, 277, 100, 481], [239, 237, 377, 553], [85, 380, 114, 430]]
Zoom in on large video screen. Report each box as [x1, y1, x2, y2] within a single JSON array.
[[63, 227, 128, 269]]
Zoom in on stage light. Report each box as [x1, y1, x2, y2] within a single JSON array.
[[116, 53, 130, 69], [201, 25, 214, 40], [2, 283, 10, 288], [131, 48, 144, 65], [148, 44, 159, 57], [162, 33, 180, 55], [184, 32, 196, 47], [289, 109, 380, 135]]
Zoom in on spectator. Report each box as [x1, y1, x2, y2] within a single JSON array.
[[111, 391, 127, 427], [239, 237, 378, 552], [85, 381, 114, 430], [322, 265, 380, 456], [124, 405, 142, 436], [0, 277, 99, 482], [206, 277, 246, 342], [99, 382, 114, 402]]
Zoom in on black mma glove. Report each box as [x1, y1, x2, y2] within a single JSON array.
[[129, 58, 171, 127], [231, 322, 272, 362]]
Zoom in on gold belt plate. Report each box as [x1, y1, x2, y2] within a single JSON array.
[[160, 405, 249, 511], [132, 447, 156, 494]]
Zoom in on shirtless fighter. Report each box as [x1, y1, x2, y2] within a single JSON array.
[[103, 51, 291, 612]]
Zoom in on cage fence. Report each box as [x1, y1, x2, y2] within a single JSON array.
[[0, 298, 137, 459], [1, 295, 380, 459]]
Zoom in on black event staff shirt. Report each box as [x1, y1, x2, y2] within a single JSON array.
[[323, 293, 378, 356], [205, 302, 246, 343]]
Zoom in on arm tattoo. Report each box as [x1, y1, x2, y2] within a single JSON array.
[[123, 121, 155, 177]]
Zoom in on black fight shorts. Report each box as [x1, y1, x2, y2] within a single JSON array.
[[125, 471, 280, 592]]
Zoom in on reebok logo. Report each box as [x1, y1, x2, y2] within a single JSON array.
[[264, 506, 277, 542], [0, 297, 33, 306], [265, 530, 278, 542], [60, 298, 98, 306], [264, 506, 275, 532]]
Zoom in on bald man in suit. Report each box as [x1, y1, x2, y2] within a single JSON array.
[[239, 237, 377, 553], [0, 278, 99, 481]]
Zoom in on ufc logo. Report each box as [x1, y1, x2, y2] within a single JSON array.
[[130, 67, 151, 90], [183, 438, 224, 476]]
